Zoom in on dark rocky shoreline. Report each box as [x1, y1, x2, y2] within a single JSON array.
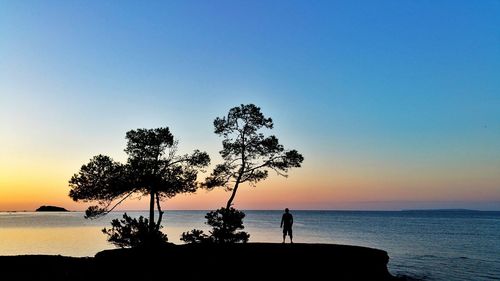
[[0, 243, 404, 281]]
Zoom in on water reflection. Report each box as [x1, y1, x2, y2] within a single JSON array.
[[0, 227, 111, 256]]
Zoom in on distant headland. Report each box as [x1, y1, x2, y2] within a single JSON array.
[[401, 208, 480, 212], [36, 206, 68, 212]]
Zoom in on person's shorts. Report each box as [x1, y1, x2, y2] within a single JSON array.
[[283, 227, 292, 236]]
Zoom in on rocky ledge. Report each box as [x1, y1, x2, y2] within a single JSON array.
[[0, 243, 403, 281]]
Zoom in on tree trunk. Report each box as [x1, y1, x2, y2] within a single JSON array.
[[155, 192, 164, 231], [149, 190, 155, 231], [226, 163, 245, 209], [226, 182, 240, 209]]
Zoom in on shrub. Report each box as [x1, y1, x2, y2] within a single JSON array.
[[181, 229, 211, 244], [182, 207, 249, 244], [102, 213, 168, 248]]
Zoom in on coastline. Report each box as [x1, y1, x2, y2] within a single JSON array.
[[0, 243, 401, 281]]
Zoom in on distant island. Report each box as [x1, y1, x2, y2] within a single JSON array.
[[36, 205, 68, 212]]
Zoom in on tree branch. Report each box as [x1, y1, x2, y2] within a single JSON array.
[[97, 189, 136, 218], [159, 156, 189, 174], [270, 166, 287, 177], [242, 155, 282, 174]]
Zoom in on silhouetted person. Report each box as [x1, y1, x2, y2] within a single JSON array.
[[280, 208, 293, 243]]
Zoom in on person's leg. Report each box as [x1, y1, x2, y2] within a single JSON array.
[[282, 232, 286, 243], [290, 229, 293, 243]]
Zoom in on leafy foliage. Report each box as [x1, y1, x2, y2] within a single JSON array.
[[69, 155, 128, 204], [102, 213, 168, 248], [181, 207, 249, 244], [206, 207, 250, 243], [180, 229, 211, 244]]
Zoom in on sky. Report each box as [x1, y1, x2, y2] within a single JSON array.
[[0, 0, 499, 211]]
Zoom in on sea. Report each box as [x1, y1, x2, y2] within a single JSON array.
[[0, 210, 499, 281]]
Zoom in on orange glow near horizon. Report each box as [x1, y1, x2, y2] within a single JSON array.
[[1, 130, 500, 211], [2, 159, 500, 211]]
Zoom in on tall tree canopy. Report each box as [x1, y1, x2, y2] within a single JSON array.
[[69, 127, 210, 231], [205, 104, 304, 209]]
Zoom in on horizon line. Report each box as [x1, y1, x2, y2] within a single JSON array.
[[2, 208, 499, 213]]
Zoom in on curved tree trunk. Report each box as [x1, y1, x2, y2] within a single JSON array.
[[226, 163, 245, 209], [226, 135, 246, 209], [226, 182, 240, 209]]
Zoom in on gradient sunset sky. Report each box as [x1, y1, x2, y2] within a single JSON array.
[[1, 1, 499, 211]]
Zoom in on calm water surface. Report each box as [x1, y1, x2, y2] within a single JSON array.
[[0, 210, 499, 281]]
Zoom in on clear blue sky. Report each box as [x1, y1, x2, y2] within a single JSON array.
[[1, 0, 499, 210]]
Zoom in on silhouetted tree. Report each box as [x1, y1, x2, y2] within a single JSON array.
[[69, 127, 210, 245], [205, 104, 304, 208], [183, 104, 303, 244]]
